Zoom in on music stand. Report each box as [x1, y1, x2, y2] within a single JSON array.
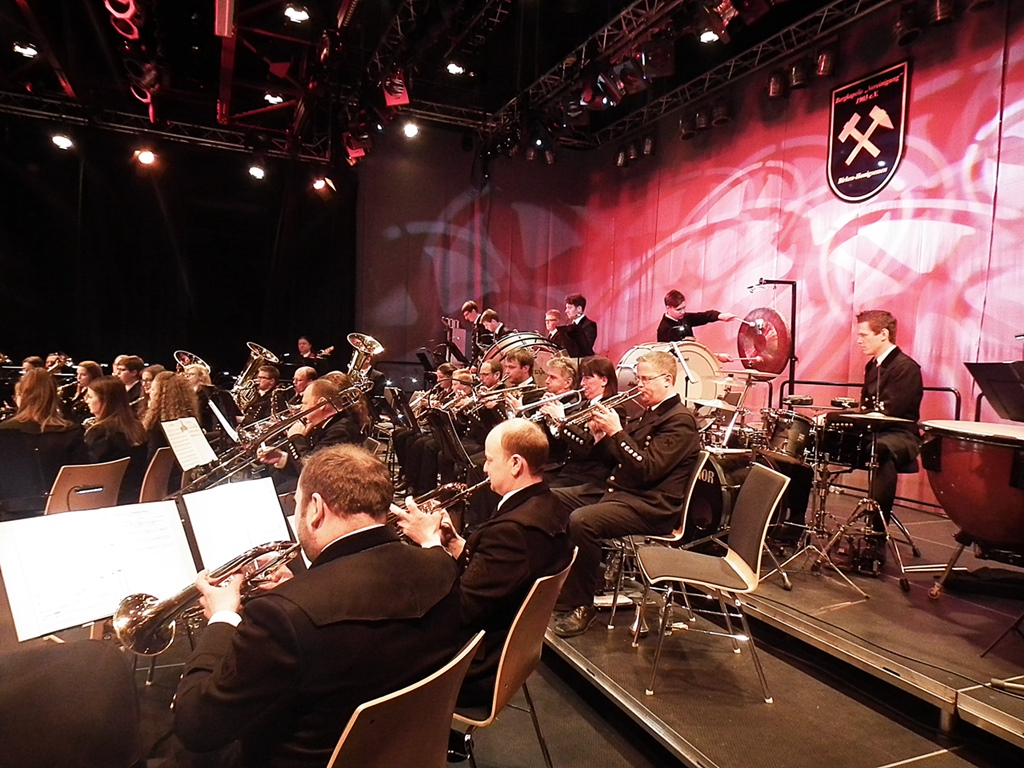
[[964, 361, 1024, 422]]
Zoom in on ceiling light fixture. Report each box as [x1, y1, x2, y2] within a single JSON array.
[[264, 93, 284, 105], [136, 149, 156, 165], [312, 177, 336, 192], [403, 122, 419, 138], [13, 42, 39, 58], [446, 62, 466, 76], [283, 4, 309, 23], [249, 164, 266, 180], [51, 134, 74, 151]]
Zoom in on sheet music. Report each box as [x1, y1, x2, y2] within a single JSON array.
[[182, 478, 293, 570], [0, 502, 197, 642], [161, 417, 218, 470], [208, 398, 240, 443]]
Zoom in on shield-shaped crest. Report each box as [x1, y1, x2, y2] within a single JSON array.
[[827, 61, 910, 203]]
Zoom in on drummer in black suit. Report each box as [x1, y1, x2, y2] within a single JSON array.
[[480, 309, 513, 342], [855, 309, 923, 532], [657, 289, 736, 342]]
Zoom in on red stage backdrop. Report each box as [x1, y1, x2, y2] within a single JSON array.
[[356, 1, 1024, 469]]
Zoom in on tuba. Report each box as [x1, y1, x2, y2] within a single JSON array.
[[174, 349, 211, 374], [113, 541, 299, 655], [346, 333, 384, 379], [231, 342, 279, 411]]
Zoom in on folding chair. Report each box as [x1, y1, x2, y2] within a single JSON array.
[[45, 457, 131, 514]]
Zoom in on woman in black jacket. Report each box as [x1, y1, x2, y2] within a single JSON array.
[[83, 376, 148, 504]]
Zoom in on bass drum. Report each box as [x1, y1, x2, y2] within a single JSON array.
[[481, 333, 560, 387], [686, 449, 752, 543], [617, 341, 725, 406]]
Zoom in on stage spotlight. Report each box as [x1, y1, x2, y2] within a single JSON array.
[[249, 164, 265, 180], [384, 70, 410, 107], [928, 0, 956, 24], [525, 146, 538, 162], [51, 134, 74, 151], [679, 115, 697, 141], [788, 59, 809, 90], [894, 2, 924, 46], [711, 102, 732, 127], [641, 134, 656, 156], [264, 93, 284, 104], [312, 177, 336, 192], [815, 48, 837, 78], [284, 4, 309, 23], [616, 147, 628, 167], [767, 70, 786, 99], [13, 42, 38, 58], [543, 149, 556, 165], [627, 142, 640, 161], [695, 110, 710, 131], [446, 61, 466, 75], [402, 122, 419, 138], [135, 149, 156, 165]]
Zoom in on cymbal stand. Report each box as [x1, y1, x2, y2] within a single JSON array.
[[765, 442, 868, 598], [813, 431, 911, 592]]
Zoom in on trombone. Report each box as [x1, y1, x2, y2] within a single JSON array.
[[113, 541, 300, 656]]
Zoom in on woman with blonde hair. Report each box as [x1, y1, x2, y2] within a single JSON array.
[[0, 369, 88, 516], [143, 371, 200, 457]]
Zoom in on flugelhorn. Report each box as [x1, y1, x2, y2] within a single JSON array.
[[514, 389, 583, 416], [389, 479, 491, 526], [113, 541, 300, 656]]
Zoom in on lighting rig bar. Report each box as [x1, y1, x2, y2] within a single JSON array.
[[592, 0, 900, 147], [442, 0, 513, 61], [338, 0, 419, 117], [0, 90, 331, 162]]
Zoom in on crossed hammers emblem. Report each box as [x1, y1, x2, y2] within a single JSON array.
[[838, 105, 893, 166]]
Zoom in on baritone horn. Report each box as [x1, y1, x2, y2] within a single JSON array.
[[113, 541, 300, 656], [231, 341, 280, 411], [174, 349, 211, 373], [346, 332, 384, 378]]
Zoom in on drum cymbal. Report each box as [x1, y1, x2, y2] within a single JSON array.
[[717, 368, 779, 382], [737, 308, 790, 375], [691, 398, 737, 411]]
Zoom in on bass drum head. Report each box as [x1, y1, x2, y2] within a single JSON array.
[[482, 332, 559, 387], [616, 341, 724, 406], [686, 449, 752, 544]]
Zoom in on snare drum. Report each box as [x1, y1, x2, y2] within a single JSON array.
[[922, 420, 1024, 547], [764, 410, 813, 462], [818, 418, 871, 468]]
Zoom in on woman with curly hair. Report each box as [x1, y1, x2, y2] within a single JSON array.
[[84, 376, 148, 503], [0, 369, 89, 516], [143, 371, 200, 456]]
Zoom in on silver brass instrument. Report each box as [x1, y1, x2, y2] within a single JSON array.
[[558, 386, 643, 430], [389, 479, 491, 526], [113, 541, 300, 656], [175, 349, 211, 373], [514, 389, 583, 417], [346, 332, 384, 378], [231, 342, 280, 411]]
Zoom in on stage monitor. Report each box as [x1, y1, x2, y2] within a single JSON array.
[[0, 501, 197, 642], [964, 361, 1024, 422], [181, 477, 294, 572]]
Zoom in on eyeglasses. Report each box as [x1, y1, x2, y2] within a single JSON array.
[[636, 373, 671, 384], [256, 375, 275, 381]]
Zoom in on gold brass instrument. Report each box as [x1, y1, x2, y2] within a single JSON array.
[[558, 386, 643, 429], [178, 380, 373, 494], [388, 478, 491, 526], [113, 541, 300, 656], [0, 352, 9, 364], [231, 342, 280, 411], [346, 332, 384, 378], [175, 349, 211, 373], [514, 389, 583, 417]]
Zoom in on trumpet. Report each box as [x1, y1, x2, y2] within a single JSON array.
[[113, 541, 300, 656], [514, 389, 583, 417], [389, 479, 491, 526], [558, 386, 643, 430]]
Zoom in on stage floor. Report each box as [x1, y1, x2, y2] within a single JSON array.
[[546, 502, 1024, 768]]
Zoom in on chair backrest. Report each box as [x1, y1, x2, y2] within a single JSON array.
[[475, 549, 577, 723], [726, 464, 789, 576], [325, 630, 485, 768], [45, 457, 131, 514], [670, 449, 710, 538], [138, 447, 178, 503]]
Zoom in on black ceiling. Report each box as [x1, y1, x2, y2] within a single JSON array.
[[0, 0, 905, 164]]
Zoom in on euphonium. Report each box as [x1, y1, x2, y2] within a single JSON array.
[[113, 541, 300, 656]]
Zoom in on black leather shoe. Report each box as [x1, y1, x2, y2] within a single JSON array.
[[552, 605, 598, 638], [447, 729, 470, 763]]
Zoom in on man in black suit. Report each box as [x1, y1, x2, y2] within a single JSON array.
[[462, 300, 495, 360], [239, 364, 289, 427], [543, 309, 571, 351], [656, 289, 736, 342], [560, 293, 597, 357], [395, 418, 573, 707], [854, 309, 923, 530], [551, 350, 700, 637], [113, 354, 146, 416], [174, 444, 463, 768], [480, 309, 513, 342]]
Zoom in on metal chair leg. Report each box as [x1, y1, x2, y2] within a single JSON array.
[[522, 682, 553, 768], [888, 512, 921, 558], [736, 600, 773, 704], [718, 593, 741, 653], [646, 584, 674, 696]]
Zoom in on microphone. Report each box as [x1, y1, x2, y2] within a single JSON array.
[[1016, 333, 1024, 340], [990, 678, 1024, 692], [746, 279, 774, 293]]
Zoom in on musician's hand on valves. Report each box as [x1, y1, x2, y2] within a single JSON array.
[[539, 401, 565, 423], [248, 554, 295, 592], [195, 569, 243, 620], [256, 444, 287, 469], [589, 403, 621, 438], [391, 498, 443, 549], [437, 511, 466, 560]]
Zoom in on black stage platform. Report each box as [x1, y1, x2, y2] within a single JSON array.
[[546, 502, 1024, 768]]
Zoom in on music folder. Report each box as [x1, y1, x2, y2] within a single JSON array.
[[964, 361, 1024, 422]]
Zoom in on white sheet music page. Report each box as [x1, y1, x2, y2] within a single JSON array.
[[161, 417, 217, 471], [0, 502, 197, 642], [182, 477, 292, 571]]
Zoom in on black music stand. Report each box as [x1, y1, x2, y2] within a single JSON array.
[[965, 361, 1024, 422]]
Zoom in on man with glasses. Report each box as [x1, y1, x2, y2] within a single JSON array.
[[550, 351, 699, 638], [240, 364, 288, 427]]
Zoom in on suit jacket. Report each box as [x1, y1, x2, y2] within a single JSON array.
[[174, 526, 462, 768], [84, 422, 148, 504], [656, 311, 720, 342], [281, 411, 365, 478], [241, 388, 288, 428], [860, 346, 923, 436], [600, 394, 699, 525], [547, 327, 571, 352], [0, 421, 89, 515], [560, 316, 598, 357], [126, 380, 146, 418], [456, 481, 572, 707]]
